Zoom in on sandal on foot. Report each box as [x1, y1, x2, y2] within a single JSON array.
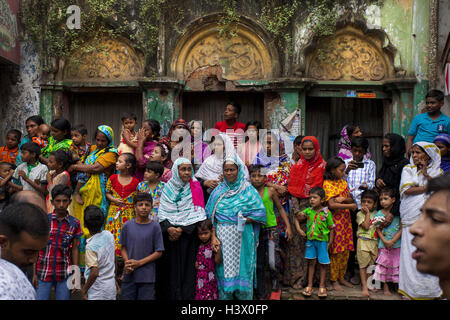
[[302, 287, 313, 297], [318, 287, 327, 298], [269, 290, 282, 300]]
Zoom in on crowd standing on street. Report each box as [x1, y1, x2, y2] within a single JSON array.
[[0, 91, 450, 300]]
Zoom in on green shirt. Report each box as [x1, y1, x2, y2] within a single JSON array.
[[262, 187, 277, 228], [356, 210, 378, 240], [302, 207, 334, 242]]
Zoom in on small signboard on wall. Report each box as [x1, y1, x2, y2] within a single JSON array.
[[0, 0, 20, 65], [345, 90, 376, 99]]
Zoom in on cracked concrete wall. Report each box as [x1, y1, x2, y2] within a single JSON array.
[[0, 38, 41, 145]]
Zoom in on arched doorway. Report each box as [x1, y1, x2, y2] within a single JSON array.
[[169, 17, 279, 131], [304, 25, 399, 166], [63, 37, 145, 145]]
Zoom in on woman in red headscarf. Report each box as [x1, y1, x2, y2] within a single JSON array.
[[284, 136, 327, 290]]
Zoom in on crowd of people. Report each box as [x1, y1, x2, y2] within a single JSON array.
[[0, 89, 449, 301]]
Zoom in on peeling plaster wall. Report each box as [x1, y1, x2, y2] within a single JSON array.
[[0, 38, 41, 145]]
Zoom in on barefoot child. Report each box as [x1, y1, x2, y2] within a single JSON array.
[[356, 190, 379, 297], [118, 112, 138, 155], [250, 164, 293, 300], [105, 153, 140, 256], [137, 161, 165, 218], [323, 157, 357, 292], [195, 219, 220, 300], [297, 187, 334, 298], [82, 205, 118, 300], [373, 187, 402, 296], [120, 192, 164, 300]]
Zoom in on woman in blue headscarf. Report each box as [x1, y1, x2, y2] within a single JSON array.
[[434, 133, 450, 173], [206, 155, 266, 300], [70, 125, 119, 268]]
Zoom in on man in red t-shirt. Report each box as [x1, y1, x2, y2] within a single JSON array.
[[214, 102, 246, 149]]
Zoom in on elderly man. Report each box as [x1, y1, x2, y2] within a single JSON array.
[[410, 173, 450, 299]]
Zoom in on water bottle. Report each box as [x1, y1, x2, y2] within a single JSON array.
[[237, 212, 245, 232]]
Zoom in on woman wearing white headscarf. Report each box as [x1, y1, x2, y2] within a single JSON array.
[[195, 134, 249, 202], [155, 158, 207, 300], [398, 142, 443, 299]]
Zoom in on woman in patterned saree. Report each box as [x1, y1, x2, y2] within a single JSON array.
[[207, 155, 266, 300], [398, 142, 443, 299], [70, 125, 119, 267]]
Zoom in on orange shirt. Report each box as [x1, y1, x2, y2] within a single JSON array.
[[0, 146, 19, 164]]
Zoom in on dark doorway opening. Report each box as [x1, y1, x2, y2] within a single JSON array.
[[68, 92, 143, 146], [305, 97, 385, 167]]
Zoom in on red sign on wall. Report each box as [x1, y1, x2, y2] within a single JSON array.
[[0, 0, 20, 65]]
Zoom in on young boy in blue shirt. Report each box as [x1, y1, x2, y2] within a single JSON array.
[[406, 90, 450, 155]]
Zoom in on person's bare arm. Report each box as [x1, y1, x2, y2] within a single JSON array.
[[270, 188, 292, 240], [81, 266, 98, 300], [0, 172, 13, 186], [70, 162, 105, 174], [360, 208, 372, 230], [122, 129, 138, 149], [18, 171, 47, 195], [403, 186, 426, 196], [214, 247, 222, 265], [328, 198, 357, 211], [406, 135, 414, 157]]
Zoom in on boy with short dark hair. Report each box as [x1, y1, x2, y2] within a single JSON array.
[[70, 124, 92, 164], [118, 112, 138, 155], [214, 101, 246, 149], [406, 89, 450, 155], [296, 187, 334, 298], [10, 142, 48, 196], [250, 164, 293, 300], [137, 161, 165, 217], [356, 189, 379, 297], [0, 129, 21, 164], [0, 202, 49, 300], [81, 205, 117, 300], [344, 136, 376, 285], [34, 185, 82, 300], [344, 137, 376, 209], [120, 192, 164, 300]]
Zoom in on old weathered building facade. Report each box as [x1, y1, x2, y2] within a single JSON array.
[[1, 0, 448, 165]]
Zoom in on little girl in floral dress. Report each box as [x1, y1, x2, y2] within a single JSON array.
[[195, 219, 221, 300]]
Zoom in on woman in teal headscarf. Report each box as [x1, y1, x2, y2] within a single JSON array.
[[70, 125, 119, 269], [206, 155, 266, 300]]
